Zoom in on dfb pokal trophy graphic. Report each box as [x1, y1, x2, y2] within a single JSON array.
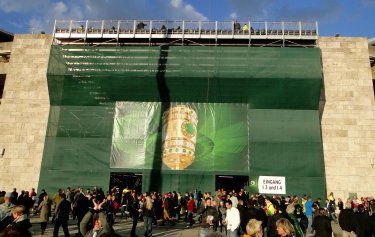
[[162, 105, 198, 170]]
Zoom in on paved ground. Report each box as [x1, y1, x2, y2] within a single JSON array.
[[29, 215, 201, 237], [28, 215, 344, 237]]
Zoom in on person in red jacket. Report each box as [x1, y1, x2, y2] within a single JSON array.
[[186, 195, 195, 228]]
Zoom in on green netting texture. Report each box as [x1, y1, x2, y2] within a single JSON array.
[[47, 45, 322, 109], [39, 45, 325, 199]]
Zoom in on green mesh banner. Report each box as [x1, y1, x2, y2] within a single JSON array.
[[40, 45, 325, 199], [111, 102, 249, 172]]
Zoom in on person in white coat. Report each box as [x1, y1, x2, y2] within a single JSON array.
[[223, 199, 240, 237]]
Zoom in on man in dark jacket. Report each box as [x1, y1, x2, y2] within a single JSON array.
[[353, 204, 371, 237], [74, 190, 89, 237], [80, 199, 113, 237], [197, 197, 218, 237], [53, 193, 71, 237], [237, 199, 248, 234], [312, 208, 332, 237], [128, 192, 140, 237], [338, 202, 354, 236]]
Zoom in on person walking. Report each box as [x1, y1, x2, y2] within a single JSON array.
[[338, 202, 354, 237], [186, 194, 196, 228], [128, 192, 141, 237], [312, 208, 332, 237], [38, 194, 51, 235], [142, 196, 154, 237], [223, 199, 240, 237], [197, 197, 218, 237], [53, 193, 71, 237]]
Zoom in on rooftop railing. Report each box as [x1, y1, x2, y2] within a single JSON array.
[[53, 20, 318, 46]]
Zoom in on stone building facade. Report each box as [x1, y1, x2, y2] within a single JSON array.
[[0, 34, 374, 199]]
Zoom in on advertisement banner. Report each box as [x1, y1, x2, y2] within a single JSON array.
[[110, 102, 249, 172]]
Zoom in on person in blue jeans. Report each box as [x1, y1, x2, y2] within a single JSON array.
[[142, 196, 154, 237], [326, 199, 337, 223], [305, 196, 313, 234]]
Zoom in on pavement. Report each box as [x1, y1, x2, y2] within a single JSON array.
[[29, 215, 202, 237], [28, 214, 344, 237]]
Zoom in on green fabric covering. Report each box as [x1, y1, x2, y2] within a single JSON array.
[[39, 45, 326, 199]]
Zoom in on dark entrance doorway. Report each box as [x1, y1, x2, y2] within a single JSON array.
[[216, 175, 249, 192], [109, 172, 142, 193]]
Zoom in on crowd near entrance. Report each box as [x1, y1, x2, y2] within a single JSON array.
[[109, 172, 142, 194], [216, 175, 249, 192]]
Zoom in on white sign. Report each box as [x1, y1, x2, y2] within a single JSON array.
[[258, 176, 286, 194]]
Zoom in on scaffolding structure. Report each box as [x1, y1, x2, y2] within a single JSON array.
[[53, 20, 318, 47]]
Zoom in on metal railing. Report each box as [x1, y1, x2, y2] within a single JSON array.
[[53, 20, 318, 46], [54, 20, 318, 36]]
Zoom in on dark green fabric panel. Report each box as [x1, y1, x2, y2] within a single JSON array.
[[37, 170, 110, 199], [285, 177, 326, 199], [47, 45, 322, 109], [249, 109, 322, 142], [46, 105, 115, 138], [141, 173, 214, 194], [249, 142, 324, 177], [248, 108, 325, 197], [39, 104, 115, 194], [51, 46, 321, 80], [47, 75, 321, 109], [43, 137, 112, 170]]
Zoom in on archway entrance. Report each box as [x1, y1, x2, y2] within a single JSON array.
[[109, 172, 142, 193], [215, 175, 249, 192]]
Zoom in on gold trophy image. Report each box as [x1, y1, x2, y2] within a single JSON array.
[[162, 105, 198, 170]]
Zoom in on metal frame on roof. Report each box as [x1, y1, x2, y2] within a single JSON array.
[[53, 20, 318, 47]]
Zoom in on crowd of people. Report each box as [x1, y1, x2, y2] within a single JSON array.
[[0, 187, 375, 237]]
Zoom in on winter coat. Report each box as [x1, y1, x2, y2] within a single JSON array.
[[55, 199, 71, 221], [38, 198, 52, 222], [312, 215, 332, 237], [197, 206, 218, 229], [80, 211, 113, 237], [12, 214, 32, 230], [338, 208, 354, 232]]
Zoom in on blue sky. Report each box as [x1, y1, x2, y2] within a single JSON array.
[[0, 0, 374, 38]]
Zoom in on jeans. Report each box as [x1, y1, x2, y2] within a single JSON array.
[[143, 216, 153, 237], [53, 219, 70, 237], [307, 215, 313, 233], [329, 212, 337, 222], [187, 212, 194, 226], [227, 228, 239, 237], [131, 214, 138, 237], [199, 227, 214, 237]]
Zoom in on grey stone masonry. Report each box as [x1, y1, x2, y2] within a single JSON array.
[[318, 37, 375, 199], [0, 34, 52, 191]]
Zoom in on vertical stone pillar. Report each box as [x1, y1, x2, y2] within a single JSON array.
[[318, 37, 375, 199], [0, 34, 52, 191]]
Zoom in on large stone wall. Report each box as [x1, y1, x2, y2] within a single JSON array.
[[0, 35, 51, 191], [1, 35, 375, 198], [318, 37, 375, 199]]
